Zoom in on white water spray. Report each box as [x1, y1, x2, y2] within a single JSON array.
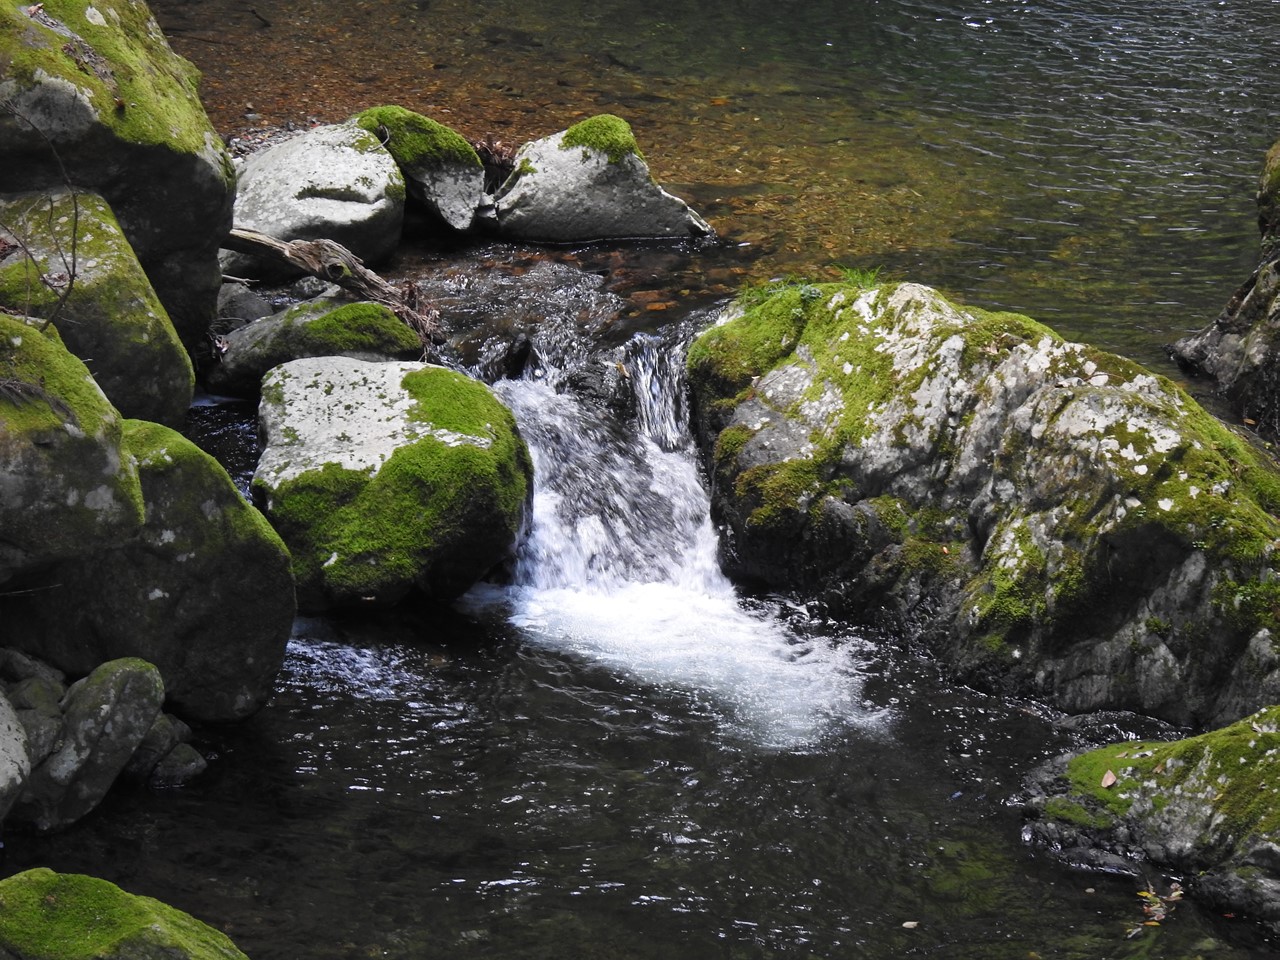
[[465, 334, 875, 748]]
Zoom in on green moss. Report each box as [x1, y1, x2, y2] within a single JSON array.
[[0, 314, 114, 439], [560, 113, 642, 165], [713, 422, 757, 465], [734, 458, 821, 530], [0, 0, 219, 153], [353, 105, 482, 169], [0, 868, 247, 960], [288, 301, 422, 356], [1043, 796, 1116, 830]]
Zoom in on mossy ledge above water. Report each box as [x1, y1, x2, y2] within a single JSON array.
[[686, 278, 1280, 727], [1024, 706, 1280, 932]]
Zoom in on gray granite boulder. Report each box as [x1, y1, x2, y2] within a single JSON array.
[[688, 279, 1280, 727], [0, 0, 235, 355], [1172, 140, 1280, 439], [495, 114, 712, 242], [206, 298, 423, 398], [221, 121, 405, 279], [0, 189, 194, 425], [1, 421, 294, 721], [0, 314, 144, 584], [1024, 705, 1280, 933], [0, 691, 30, 823], [0, 868, 250, 959], [253, 357, 532, 610], [353, 105, 486, 231], [9, 658, 163, 833]]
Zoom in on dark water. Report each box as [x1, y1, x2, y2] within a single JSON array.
[[6, 1, 1280, 957]]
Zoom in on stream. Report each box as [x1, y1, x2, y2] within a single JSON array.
[[6, 0, 1280, 957]]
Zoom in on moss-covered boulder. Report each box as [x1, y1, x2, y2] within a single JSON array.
[[494, 114, 713, 242], [1, 421, 294, 721], [0, 314, 144, 583], [220, 121, 405, 279], [253, 357, 532, 610], [688, 279, 1280, 726], [353, 105, 485, 232], [206, 298, 423, 398], [0, 0, 235, 354], [1024, 706, 1280, 931], [8, 657, 163, 832], [0, 189, 194, 425], [0, 867, 249, 959], [1172, 138, 1280, 440]]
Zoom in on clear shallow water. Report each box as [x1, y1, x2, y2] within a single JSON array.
[[7, 2, 1280, 957]]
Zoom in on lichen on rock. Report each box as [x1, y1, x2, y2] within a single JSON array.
[[687, 278, 1280, 726], [253, 357, 532, 610], [1024, 705, 1280, 931]]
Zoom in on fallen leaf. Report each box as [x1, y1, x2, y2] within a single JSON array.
[[1101, 769, 1118, 788]]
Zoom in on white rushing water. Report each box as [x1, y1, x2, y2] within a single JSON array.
[[463, 335, 877, 749]]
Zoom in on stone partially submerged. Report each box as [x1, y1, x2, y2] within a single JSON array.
[[494, 114, 713, 242], [221, 121, 405, 278], [1023, 705, 1280, 932], [0, 188, 195, 425], [1172, 138, 1280, 439], [687, 279, 1280, 727], [254, 357, 532, 610], [0, 0, 235, 352], [0, 867, 250, 959]]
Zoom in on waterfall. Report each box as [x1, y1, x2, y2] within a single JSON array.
[[464, 331, 875, 748]]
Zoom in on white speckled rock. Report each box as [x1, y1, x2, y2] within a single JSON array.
[[253, 357, 531, 610], [221, 122, 405, 278], [0, 692, 30, 823]]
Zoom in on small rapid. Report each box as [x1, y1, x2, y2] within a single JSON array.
[[463, 333, 876, 749]]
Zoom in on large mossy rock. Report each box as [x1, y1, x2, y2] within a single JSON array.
[[8, 658, 163, 833], [0, 0, 235, 353], [0, 189, 194, 425], [688, 279, 1280, 726], [0, 314, 143, 583], [353, 105, 485, 232], [1024, 705, 1280, 932], [220, 121, 405, 279], [1172, 139, 1280, 439], [253, 358, 532, 610], [0, 867, 249, 959], [494, 114, 713, 242], [1, 421, 294, 721], [206, 298, 423, 398]]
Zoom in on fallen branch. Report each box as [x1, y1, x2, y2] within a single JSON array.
[[221, 228, 444, 349]]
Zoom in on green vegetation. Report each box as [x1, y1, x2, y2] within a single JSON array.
[[353, 105, 482, 170], [0, 0, 219, 153], [0, 868, 248, 960], [560, 113, 642, 164]]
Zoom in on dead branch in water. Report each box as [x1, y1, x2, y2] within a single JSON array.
[[222, 228, 444, 351]]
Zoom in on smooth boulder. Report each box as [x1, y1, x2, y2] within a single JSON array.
[[0, 189, 194, 425], [0, 314, 144, 583], [353, 105, 486, 231], [494, 114, 712, 242], [221, 121, 405, 278], [0, 868, 249, 960], [254, 357, 532, 610], [206, 298, 423, 398], [0, 691, 30, 823], [688, 279, 1280, 727], [1, 421, 294, 721], [0, 0, 235, 352]]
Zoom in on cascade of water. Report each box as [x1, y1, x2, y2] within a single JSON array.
[[465, 330, 875, 748]]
